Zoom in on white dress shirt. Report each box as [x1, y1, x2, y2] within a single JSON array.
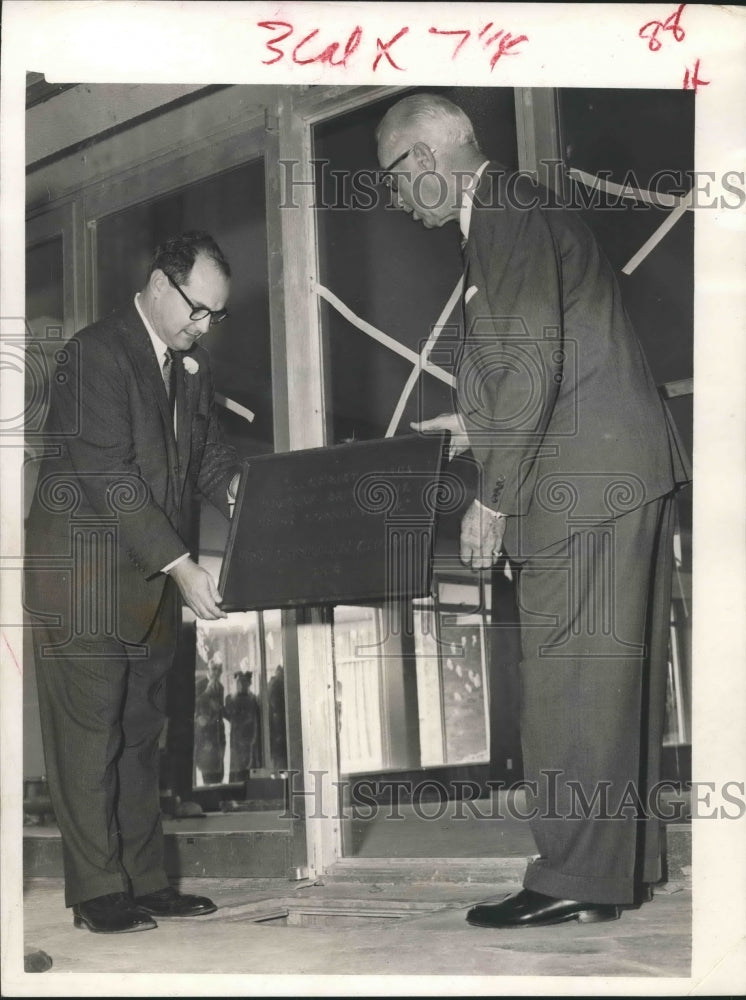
[[458, 160, 489, 241], [135, 292, 171, 379]]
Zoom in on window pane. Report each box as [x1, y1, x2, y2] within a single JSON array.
[[413, 607, 445, 767], [95, 160, 272, 458], [315, 87, 518, 444], [25, 236, 66, 512], [263, 610, 288, 772], [27, 235, 63, 331], [334, 598, 491, 776], [194, 613, 262, 787], [334, 606, 384, 773], [439, 614, 489, 764], [559, 89, 693, 508]]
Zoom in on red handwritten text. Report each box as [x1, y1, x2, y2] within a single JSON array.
[[373, 27, 409, 71], [683, 59, 709, 92], [259, 21, 363, 67], [637, 5, 711, 91], [639, 4, 686, 52], [2, 632, 21, 675], [429, 23, 529, 70], [257, 20, 528, 73]]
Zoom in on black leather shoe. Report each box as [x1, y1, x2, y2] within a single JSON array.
[[134, 886, 217, 917], [73, 892, 157, 933], [466, 888, 621, 928]]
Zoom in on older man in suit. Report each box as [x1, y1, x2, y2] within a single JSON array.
[[377, 95, 689, 927], [26, 231, 241, 933]]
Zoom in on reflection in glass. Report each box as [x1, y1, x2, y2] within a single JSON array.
[[334, 594, 491, 777], [27, 235, 64, 329], [194, 647, 228, 785], [314, 88, 519, 444], [334, 606, 384, 773], [412, 607, 444, 766], [193, 610, 287, 788], [264, 609, 288, 772], [438, 615, 489, 764], [193, 612, 261, 786]]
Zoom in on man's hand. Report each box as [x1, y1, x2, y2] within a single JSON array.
[[168, 558, 227, 620], [460, 499, 506, 570], [410, 412, 469, 461]]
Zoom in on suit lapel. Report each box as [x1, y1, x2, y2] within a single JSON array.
[[462, 166, 503, 338], [119, 302, 181, 496], [460, 166, 495, 330], [175, 352, 198, 500]]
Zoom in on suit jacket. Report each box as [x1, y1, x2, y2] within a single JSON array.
[[458, 165, 690, 557], [25, 302, 240, 644]]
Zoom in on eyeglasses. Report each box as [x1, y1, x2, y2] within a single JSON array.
[[167, 273, 228, 326], [379, 146, 413, 193], [379, 144, 437, 194]]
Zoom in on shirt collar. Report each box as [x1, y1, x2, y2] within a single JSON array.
[[134, 292, 169, 364], [459, 160, 489, 241]]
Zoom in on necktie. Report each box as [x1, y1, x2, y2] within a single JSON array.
[[162, 349, 176, 411], [459, 236, 469, 346]]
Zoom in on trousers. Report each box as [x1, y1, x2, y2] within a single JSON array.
[[513, 494, 676, 904], [33, 584, 178, 907]]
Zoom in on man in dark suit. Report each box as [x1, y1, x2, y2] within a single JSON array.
[[377, 95, 690, 927], [223, 670, 261, 782], [25, 231, 241, 933]]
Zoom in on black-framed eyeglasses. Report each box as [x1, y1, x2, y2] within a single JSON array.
[[379, 146, 413, 193], [379, 144, 437, 194], [167, 274, 228, 326]]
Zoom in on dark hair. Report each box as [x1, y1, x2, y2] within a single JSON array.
[[147, 230, 231, 283]]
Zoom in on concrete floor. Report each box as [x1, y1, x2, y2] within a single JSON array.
[[16, 794, 696, 992], [17, 870, 692, 990]]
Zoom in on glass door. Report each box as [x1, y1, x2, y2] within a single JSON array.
[[23, 206, 79, 789], [314, 87, 527, 859]]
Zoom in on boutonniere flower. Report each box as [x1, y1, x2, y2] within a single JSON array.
[[183, 356, 199, 375]]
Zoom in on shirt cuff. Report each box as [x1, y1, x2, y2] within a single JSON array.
[[162, 552, 190, 574], [227, 473, 241, 519], [475, 498, 505, 518]]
